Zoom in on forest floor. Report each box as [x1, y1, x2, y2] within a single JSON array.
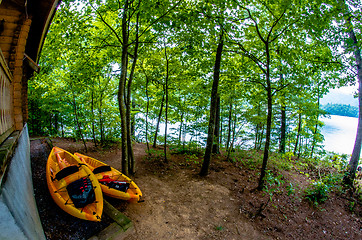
[[31, 137, 362, 240]]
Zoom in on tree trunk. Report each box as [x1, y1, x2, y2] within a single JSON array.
[[220, 110, 223, 148], [257, 124, 265, 150], [227, 111, 237, 161], [99, 92, 105, 144], [131, 100, 136, 137], [118, 0, 129, 175], [164, 46, 169, 163], [49, 113, 52, 135], [91, 91, 97, 147], [297, 136, 302, 158], [125, 12, 139, 174], [61, 116, 64, 138], [71, 89, 87, 152], [54, 112, 58, 136], [310, 93, 320, 158], [179, 111, 184, 143], [258, 42, 272, 190], [254, 123, 259, 150], [279, 103, 286, 153], [200, 33, 223, 177], [145, 70, 150, 153], [212, 95, 221, 154], [342, 3, 362, 185], [294, 112, 302, 156], [226, 100, 232, 151], [153, 93, 165, 148]]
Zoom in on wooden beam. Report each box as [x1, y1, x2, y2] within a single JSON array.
[[9, 0, 26, 7], [24, 53, 40, 73]]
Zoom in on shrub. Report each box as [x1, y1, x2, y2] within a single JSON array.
[[264, 170, 285, 201], [304, 181, 330, 206], [146, 148, 163, 159], [185, 154, 200, 165]]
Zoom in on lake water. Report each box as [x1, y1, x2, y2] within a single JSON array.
[[321, 115, 358, 155], [147, 114, 359, 155]]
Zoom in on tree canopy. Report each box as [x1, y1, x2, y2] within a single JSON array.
[[29, 0, 361, 184]]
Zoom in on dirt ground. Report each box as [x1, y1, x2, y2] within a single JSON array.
[[31, 138, 362, 240]]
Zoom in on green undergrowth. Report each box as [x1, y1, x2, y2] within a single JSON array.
[[227, 148, 351, 207], [145, 142, 356, 208], [145, 142, 203, 168]]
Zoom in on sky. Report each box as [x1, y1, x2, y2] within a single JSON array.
[[332, 85, 358, 95]]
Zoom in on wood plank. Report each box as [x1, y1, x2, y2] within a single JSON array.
[[3, 22, 20, 31], [0, 8, 21, 17], [1, 14, 20, 23], [0, 36, 13, 45], [0, 44, 11, 54]]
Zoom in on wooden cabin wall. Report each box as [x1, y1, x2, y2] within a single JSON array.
[[0, 2, 32, 132]]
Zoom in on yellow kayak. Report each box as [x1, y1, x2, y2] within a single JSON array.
[[46, 147, 103, 221], [74, 153, 142, 202]]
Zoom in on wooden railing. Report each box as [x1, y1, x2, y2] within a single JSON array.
[[0, 49, 14, 143]]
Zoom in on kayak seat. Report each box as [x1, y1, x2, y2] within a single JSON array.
[[108, 181, 130, 192], [66, 177, 95, 208], [93, 165, 112, 174], [55, 165, 79, 181]]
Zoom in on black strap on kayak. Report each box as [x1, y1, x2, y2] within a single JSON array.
[[54, 165, 79, 181], [93, 165, 112, 174]]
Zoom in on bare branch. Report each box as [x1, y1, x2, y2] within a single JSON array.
[[272, 83, 290, 96], [249, 78, 267, 91], [270, 17, 300, 43], [260, 0, 277, 19], [266, 6, 287, 42], [228, 38, 267, 74], [242, 6, 267, 44], [138, 0, 183, 39], [90, 2, 124, 45]]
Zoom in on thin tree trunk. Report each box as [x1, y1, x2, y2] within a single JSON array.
[[260, 126, 265, 150], [226, 100, 232, 151], [212, 95, 220, 154], [164, 46, 169, 163], [71, 89, 87, 152], [61, 116, 64, 138], [49, 113, 52, 135], [179, 111, 184, 143], [310, 93, 321, 158], [54, 112, 59, 135], [200, 32, 223, 177], [91, 91, 97, 147], [279, 104, 286, 153], [227, 111, 237, 161], [254, 123, 259, 150], [99, 92, 105, 144], [297, 136, 302, 158], [131, 100, 136, 137], [144, 69, 150, 153], [294, 112, 302, 156], [220, 110, 223, 148], [153, 93, 165, 148]]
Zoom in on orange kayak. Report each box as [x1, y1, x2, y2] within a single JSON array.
[[74, 153, 142, 202], [46, 147, 103, 221]]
